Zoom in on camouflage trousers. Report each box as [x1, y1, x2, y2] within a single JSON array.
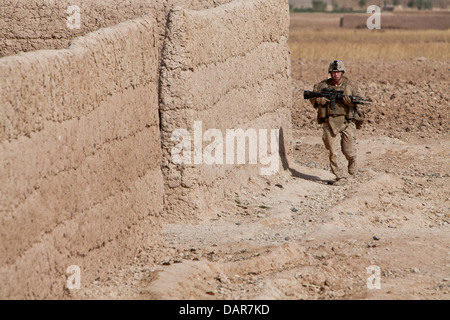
[[322, 121, 357, 179]]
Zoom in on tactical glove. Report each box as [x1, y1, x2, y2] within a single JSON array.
[[316, 97, 329, 105], [343, 96, 353, 106]]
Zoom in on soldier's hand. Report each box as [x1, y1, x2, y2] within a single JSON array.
[[316, 97, 329, 105], [343, 96, 353, 106]]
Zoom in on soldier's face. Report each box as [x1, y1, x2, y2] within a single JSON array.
[[331, 71, 344, 81]]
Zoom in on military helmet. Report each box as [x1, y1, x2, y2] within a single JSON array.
[[328, 60, 346, 73]]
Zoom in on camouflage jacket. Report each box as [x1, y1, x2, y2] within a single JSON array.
[[310, 76, 363, 134]]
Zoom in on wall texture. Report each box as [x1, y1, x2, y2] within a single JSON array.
[[0, 0, 233, 58], [0, 16, 164, 299], [159, 0, 292, 221], [0, 0, 292, 298]]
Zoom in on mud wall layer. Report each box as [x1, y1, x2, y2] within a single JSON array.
[[0, 0, 233, 58], [160, 0, 293, 220], [0, 17, 163, 299], [0, 0, 152, 58]]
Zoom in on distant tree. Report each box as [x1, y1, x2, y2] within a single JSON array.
[[392, 0, 400, 5], [407, 0, 416, 8], [408, 0, 433, 9], [424, 0, 433, 9], [359, 0, 367, 7], [312, 0, 327, 11]]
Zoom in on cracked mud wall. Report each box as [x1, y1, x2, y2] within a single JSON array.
[[0, 17, 163, 299], [159, 0, 293, 221], [0, 0, 232, 58]]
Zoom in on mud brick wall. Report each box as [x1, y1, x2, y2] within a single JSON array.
[[0, 0, 233, 58], [0, 0, 152, 57], [0, 17, 163, 299], [0, 0, 292, 298], [159, 0, 293, 221]]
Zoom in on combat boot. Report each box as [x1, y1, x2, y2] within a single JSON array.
[[332, 177, 347, 186], [348, 159, 357, 175]]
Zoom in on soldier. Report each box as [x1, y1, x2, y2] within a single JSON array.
[[309, 60, 364, 186]]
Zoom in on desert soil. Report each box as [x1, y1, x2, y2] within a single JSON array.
[[67, 57, 449, 300], [2, 3, 448, 302]]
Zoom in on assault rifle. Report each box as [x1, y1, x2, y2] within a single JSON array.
[[303, 88, 372, 110]]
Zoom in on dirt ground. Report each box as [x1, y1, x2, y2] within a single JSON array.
[[62, 11, 449, 300], [65, 56, 449, 300]]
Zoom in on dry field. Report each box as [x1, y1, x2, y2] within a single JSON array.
[[289, 29, 450, 60], [65, 13, 449, 301], [289, 13, 450, 60], [290, 29, 450, 60]]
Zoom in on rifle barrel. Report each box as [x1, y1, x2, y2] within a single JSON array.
[[303, 90, 372, 105]]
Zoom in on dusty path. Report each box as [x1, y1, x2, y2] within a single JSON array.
[[69, 129, 449, 300], [66, 59, 449, 300], [143, 133, 449, 300]]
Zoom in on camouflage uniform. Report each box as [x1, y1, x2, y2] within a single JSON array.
[[310, 61, 362, 182]]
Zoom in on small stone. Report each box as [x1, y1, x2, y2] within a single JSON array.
[[215, 273, 230, 284], [373, 236, 381, 241]]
